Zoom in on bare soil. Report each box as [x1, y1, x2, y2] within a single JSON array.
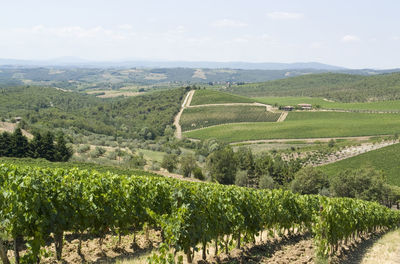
[[4, 229, 396, 263], [6, 230, 161, 264], [0, 122, 33, 139]]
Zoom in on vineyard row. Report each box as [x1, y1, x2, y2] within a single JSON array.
[[0, 164, 399, 263]]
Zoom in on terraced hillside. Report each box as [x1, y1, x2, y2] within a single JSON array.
[[320, 142, 400, 186]]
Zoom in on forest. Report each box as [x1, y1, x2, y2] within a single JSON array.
[[0, 86, 188, 139]]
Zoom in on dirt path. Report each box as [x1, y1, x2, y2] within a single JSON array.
[[187, 102, 275, 111], [144, 166, 202, 183], [174, 90, 195, 139], [185, 89, 195, 107], [277, 111, 288, 122], [230, 135, 384, 145], [358, 229, 400, 264]]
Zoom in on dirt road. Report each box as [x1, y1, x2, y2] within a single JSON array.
[[230, 135, 383, 145], [277, 111, 288, 122], [187, 102, 274, 111], [174, 90, 195, 139]]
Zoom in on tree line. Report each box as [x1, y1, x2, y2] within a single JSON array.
[[0, 128, 72, 162], [161, 141, 400, 207]]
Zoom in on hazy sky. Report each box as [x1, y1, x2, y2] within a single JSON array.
[[1, 0, 400, 68]]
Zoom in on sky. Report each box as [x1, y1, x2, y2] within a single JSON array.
[[1, 0, 400, 69]]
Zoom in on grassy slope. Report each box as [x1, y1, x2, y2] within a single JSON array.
[[185, 112, 400, 143], [256, 96, 400, 111], [180, 105, 281, 131], [320, 143, 400, 186], [190, 89, 256, 105], [226, 72, 400, 102]]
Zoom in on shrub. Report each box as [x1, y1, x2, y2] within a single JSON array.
[[259, 174, 275, 189], [291, 167, 329, 195], [192, 167, 204, 180], [235, 170, 248, 187], [90, 146, 106, 158], [77, 144, 91, 154]]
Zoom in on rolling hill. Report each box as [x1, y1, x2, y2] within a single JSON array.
[[0, 85, 187, 139], [226, 72, 400, 102]]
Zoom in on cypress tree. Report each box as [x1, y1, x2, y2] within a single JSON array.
[[42, 131, 55, 161], [54, 133, 73, 162], [0, 132, 12, 157], [10, 128, 29, 158], [29, 132, 45, 158]]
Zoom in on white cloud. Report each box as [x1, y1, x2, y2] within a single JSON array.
[[10, 25, 130, 40], [117, 24, 133, 30], [267, 11, 304, 20], [233, 37, 249, 43], [341, 35, 360, 43], [310, 42, 323, 48], [212, 19, 247, 28]]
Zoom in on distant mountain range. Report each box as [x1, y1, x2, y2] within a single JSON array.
[[0, 57, 346, 70]]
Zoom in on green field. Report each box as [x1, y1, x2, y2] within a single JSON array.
[[320, 143, 400, 186], [185, 112, 400, 143], [190, 89, 256, 105], [256, 96, 400, 111], [136, 148, 165, 163], [180, 105, 281, 131]]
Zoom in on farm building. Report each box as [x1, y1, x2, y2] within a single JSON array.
[[282, 106, 294, 111], [298, 104, 312, 110]]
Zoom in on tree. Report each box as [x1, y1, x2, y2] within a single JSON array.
[[41, 131, 56, 161], [330, 168, 387, 203], [180, 154, 196, 177], [54, 133, 73, 162], [29, 131, 45, 158], [254, 153, 274, 186], [235, 147, 254, 173], [192, 167, 204, 180], [10, 128, 29, 158], [161, 154, 179, 173], [291, 167, 329, 195], [235, 170, 248, 187], [0, 132, 12, 157], [206, 147, 237, 184], [259, 174, 275, 189]]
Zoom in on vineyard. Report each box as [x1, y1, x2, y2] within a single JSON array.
[[180, 105, 281, 131], [0, 164, 399, 264], [190, 90, 256, 105], [256, 96, 400, 112], [185, 112, 400, 143]]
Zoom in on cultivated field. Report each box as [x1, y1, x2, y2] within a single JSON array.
[[320, 142, 400, 186], [190, 89, 256, 105], [184, 112, 400, 143], [256, 96, 400, 111], [180, 105, 281, 131]]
